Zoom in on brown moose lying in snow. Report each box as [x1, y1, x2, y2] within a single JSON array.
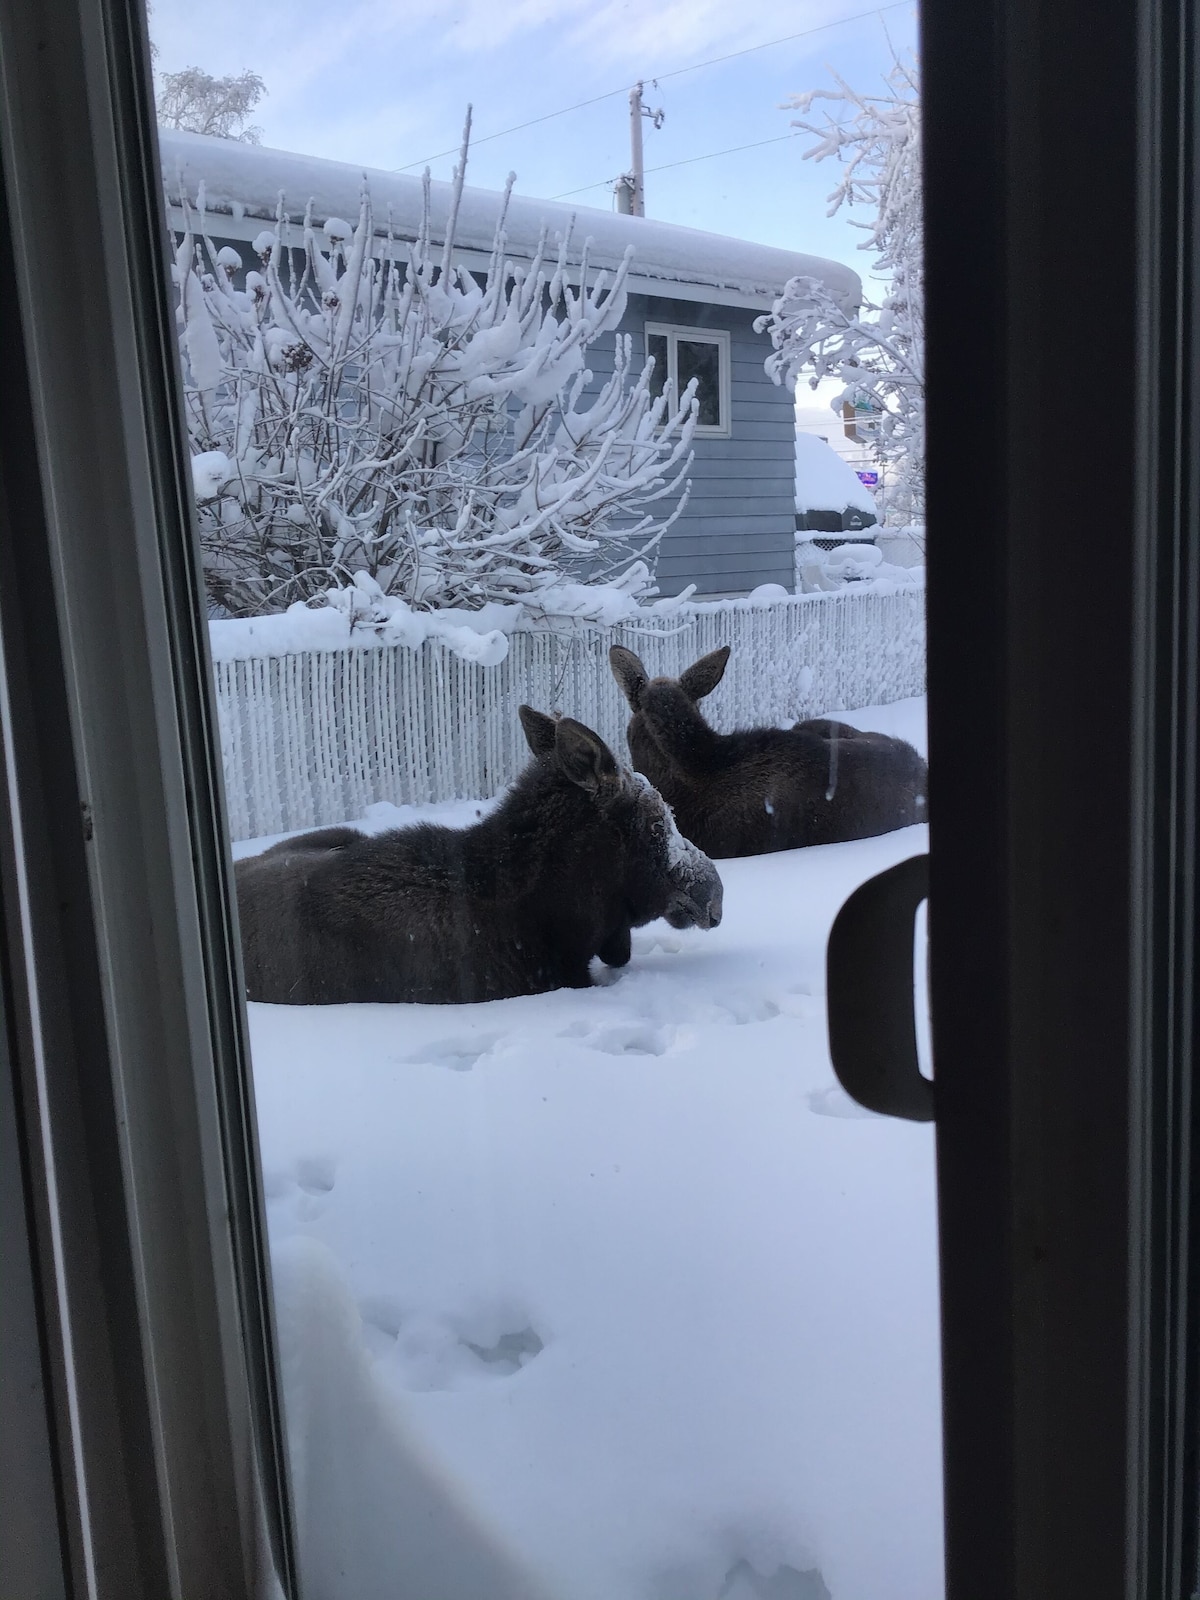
[[235, 706, 723, 1005], [609, 643, 929, 859]]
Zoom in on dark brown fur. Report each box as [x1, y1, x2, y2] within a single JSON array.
[[609, 644, 929, 859], [235, 707, 722, 1005]]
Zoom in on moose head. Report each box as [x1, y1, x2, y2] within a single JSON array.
[[609, 643, 731, 795], [516, 705, 723, 936]]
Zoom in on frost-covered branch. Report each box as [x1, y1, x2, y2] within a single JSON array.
[[172, 119, 696, 616], [158, 67, 266, 143], [756, 53, 923, 523]]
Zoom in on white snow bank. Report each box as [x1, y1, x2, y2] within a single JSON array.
[[206, 578, 916, 665], [746, 582, 793, 606], [794, 433, 877, 517], [209, 581, 518, 667], [519, 569, 697, 627], [209, 605, 356, 660], [244, 699, 942, 1600], [209, 567, 697, 665], [272, 1236, 556, 1600], [159, 128, 861, 316], [795, 542, 924, 596]]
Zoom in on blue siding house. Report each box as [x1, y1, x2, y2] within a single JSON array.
[[159, 129, 860, 597]]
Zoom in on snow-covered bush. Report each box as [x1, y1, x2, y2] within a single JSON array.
[[173, 127, 697, 616], [757, 54, 923, 524]]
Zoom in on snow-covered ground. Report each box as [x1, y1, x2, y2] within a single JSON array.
[[241, 697, 942, 1600]]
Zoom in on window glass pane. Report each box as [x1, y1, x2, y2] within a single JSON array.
[[647, 332, 669, 401], [144, 0, 936, 1594], [677, 337, 722, 427]]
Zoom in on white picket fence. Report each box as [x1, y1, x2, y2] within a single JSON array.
[[212, 586, 926, 841]]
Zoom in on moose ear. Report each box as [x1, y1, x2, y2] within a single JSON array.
[[554, 717, 620, 794], [679, 645, 730, 701], [609, 645, 649, 710], [518, 705, 559, 759]]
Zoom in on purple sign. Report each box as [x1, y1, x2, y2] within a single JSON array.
[[856, 470, 880, 488]]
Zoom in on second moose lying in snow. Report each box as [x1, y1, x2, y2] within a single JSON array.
[[609, 644, 928, 859], [235, 706, 722, 1005]]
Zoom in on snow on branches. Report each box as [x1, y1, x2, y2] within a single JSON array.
[[756, 53, 923, 523], [158, 68, 266, 143], [171, 123, 697, 617]]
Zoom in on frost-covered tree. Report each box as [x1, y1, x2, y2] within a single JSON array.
[[172, 126, 697, 616], [159, 67, 266, 143], [757, 53, 923, 524]]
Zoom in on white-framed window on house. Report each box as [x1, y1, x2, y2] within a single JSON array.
[[645, 323, 732, 437]]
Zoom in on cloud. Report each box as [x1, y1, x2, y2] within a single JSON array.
[[146, 0, 915, 255], [502, 0, 884, 70], [150, 0, 882, 104]]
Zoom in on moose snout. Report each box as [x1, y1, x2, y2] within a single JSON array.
[[665, 865, 723, 931], [694, 875, 723, 929]]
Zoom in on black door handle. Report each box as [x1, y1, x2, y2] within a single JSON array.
[[826, 853, 933, 1121]]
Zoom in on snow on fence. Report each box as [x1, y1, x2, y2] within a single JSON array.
[[212, 587, 926, 841]]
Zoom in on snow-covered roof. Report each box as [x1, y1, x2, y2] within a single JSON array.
[[794, 430, 878, 515], [158, 128, 861, 315]]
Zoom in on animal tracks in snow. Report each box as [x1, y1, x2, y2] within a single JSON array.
[[557, 994, 779, 1059], [384, 982, 791, 1079], [463, 1326, 545, 1370], [712, 993, 781, 1026], [399, 1031, 504, 1072], [715, 1557, 832, 1600], [293, 1154, 336, 1193], [654, 1553, 831, 1600], [564, 1020, 681, 1058], [358, 1295, 545, 1391], [807, 1083, 884, 1120], [262, 1153, 337, 1222]]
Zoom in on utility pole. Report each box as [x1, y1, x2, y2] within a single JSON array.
[[629, 82, 647, 217], [616, 81, 664, 217]]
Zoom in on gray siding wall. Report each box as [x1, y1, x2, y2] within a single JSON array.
[[616, 295, 796, 597]]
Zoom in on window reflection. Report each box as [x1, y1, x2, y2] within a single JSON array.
[[677, 336, 722, 427], [648, 330, 669, 402]]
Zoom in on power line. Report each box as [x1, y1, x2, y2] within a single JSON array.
[[392, 1, 911, 173], [653, 0, 909, 87], [392, 86, 630, 173], [552, 131, 805, 199]]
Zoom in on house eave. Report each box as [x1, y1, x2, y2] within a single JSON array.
[[159, 128, 862, 317]]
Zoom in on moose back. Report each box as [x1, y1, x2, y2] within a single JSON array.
[[235, 707, 723, 1004], [609, 644, 928, 859]]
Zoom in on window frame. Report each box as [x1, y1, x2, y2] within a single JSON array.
[[923, 0, 1200, 1593], [2, 0, 1198, 1593], [0, 0, 297, 1594], [645, 322, 732, 437]]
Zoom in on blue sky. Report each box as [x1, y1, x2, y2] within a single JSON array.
[[148, 0, 917, 284]]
